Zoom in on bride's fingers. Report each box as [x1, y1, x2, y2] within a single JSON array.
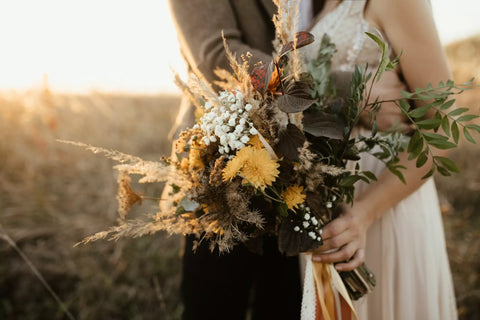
[[334, 249, 365, 272], [321, 216, 350, 241], [312, 242, 356, 263], [317, 229, 353, 252]]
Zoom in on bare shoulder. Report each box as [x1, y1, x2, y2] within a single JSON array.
[[365, 0, 452, 98], [365, 0, 439, 45]]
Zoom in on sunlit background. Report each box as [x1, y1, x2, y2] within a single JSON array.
[[0, 0, 479, 94]]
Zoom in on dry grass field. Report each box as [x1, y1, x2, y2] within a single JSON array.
[[0, 36, 479, 319]]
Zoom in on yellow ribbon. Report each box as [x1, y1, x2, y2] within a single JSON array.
[[312, 262, 358, 320]]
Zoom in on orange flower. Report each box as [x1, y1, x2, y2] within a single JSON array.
[[282, 185, 306, 210], [222, 146, 279, 189]]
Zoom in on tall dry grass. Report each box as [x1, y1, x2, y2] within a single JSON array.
[[0, 35, 479, 319], [0, 88, 182, 319]]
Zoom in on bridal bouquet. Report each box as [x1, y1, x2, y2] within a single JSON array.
[[64, 0, 478, 316]]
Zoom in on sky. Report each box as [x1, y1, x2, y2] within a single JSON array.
[[0, 0, 479, 94]]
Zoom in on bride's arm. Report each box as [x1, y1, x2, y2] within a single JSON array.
[[312, 0, 453, 270]]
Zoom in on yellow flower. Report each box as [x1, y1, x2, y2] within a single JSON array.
[[222, 146, 279, 189], [248, 134, 264, 149], [240, 149, 279, 189], [282, 185, 306, 210], [222, 155, 244, 181], [188, 140, 206, 172]]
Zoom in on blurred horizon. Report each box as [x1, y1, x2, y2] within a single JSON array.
[[0, 0, 479, 94]]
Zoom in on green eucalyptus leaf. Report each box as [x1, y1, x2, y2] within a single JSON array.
[[427, 139, 457, 150], [439, 99, 455, 110], [434, 156, 460, 173], [387, 166, 406, 184], [421, 164, 435, 179], [448, 107, 469, 117], [416, 150, 428, 168], [401, 90, 414, 99], [416, 118, 442, 130], [365, 32, 389, 81], [457, 114, 480, 122], [398, 99, 411, 112], [408, 104, 430, 118], [441, 116, 450, 136], [451, 121, 460, 144], [372, 120, 378, 137], [362, 171, 378, 181], [340, 175, 363, 187], [422, 132, 449, 142], [465, 124, 480, 133], [277, 203, 289, 217], [463, 127, 476, 144], [407, 131, 422, 153], [437, 166, 452, 176], [408, 136, 424, 160]]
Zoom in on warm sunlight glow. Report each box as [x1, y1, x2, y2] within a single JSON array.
[[0, 0, 186, 93], [0, 0, 478, 93]]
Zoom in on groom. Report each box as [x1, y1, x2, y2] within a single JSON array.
[[168, 1, 313, 319]]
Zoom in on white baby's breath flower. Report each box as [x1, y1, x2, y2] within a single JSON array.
[[240, 136, 250, 144], [220, 135, 227, 145], [199, 90, 259, 155], [303, 221, 310, 228]]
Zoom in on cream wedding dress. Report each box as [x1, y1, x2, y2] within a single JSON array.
[[300, 1, 458, 319]]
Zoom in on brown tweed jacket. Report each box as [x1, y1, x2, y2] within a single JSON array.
[[168, 0, 279, 139]]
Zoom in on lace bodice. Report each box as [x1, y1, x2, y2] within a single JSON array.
[[304, 0, 388, 72]]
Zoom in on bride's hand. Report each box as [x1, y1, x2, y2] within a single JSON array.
[[311, 203, 374, 271]]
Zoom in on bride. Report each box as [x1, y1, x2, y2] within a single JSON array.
[[304, 1, 457, 319], [169, 0, 457, 319]]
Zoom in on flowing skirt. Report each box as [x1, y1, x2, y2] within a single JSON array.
[[301, 129, 458, 320], [351, 136, 458, 319]]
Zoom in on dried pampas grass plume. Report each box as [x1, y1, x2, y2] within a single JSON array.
[[272, 0, 303, 80], [173, 70, 203, 110], [117, 171, 143, 221], [272, 0, 299, 51], [221, 31, 256, 101]]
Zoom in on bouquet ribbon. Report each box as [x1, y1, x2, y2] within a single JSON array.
[[301, 254, 357, 320]]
